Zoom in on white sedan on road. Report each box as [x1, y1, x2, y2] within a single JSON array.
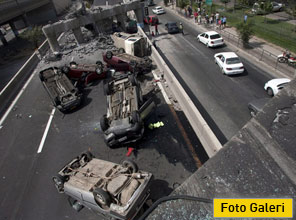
[[264, 78, 291, 96], [197, 31, 224, 47], [214, 52, 244, 75], [152, 6, 165, 15]]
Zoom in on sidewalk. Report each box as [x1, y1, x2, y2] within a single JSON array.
[[162, 3, 296, 79]]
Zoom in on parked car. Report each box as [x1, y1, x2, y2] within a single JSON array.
[[264, 78, 291, 96], [248, 98, 270, 117], [165, 22, 179, 34], [197, 31, 224, 47], [144, 15, 159, 26], [52, 151, 153, 220], [102, 51, 152, 75], [152, 6, 165, 15], [61, 61, 106, 86], [252, 1, 284, 14], [101, 73, 155, 147], [214, 52, 244, 75], [147, 0, 154, 6], [39, 67, 82, 112]]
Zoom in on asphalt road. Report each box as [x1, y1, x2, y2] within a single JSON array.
[[0, 36, 207, 219], [148, 6, 272, 141]]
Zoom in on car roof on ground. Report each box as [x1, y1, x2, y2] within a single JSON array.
[[203, 31, 220, 35]]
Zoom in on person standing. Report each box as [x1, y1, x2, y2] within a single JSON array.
[[222, 16, 227, 28], [215, 12, 220, 25], [194, 11, 198, 23], [179, 22, 184, 35], [198, 13, 202, 24], [155, 23, 159, 35], [244, 14, 248, 23]]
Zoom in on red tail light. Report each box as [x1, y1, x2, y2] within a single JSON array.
[[222, 39, 224, 42], [239, 66, 244, 69], [226, 68, 232, 70], [211, 41, 214, 44]]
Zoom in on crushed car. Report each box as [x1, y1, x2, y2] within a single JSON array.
[[61, 61, 106, 86], [100, 73, 155, 147], [102, 50, 152, 75], [39, 67, 82, 112], [52, 151, 153, 220]]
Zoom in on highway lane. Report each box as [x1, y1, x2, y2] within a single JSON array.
[[0, 42, 206, 219], [149, 7, 272, 140]]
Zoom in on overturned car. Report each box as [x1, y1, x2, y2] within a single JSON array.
[[101, 73, 155, 147], [52, 152, 153, 220], [102, 50, 152, 75], [39, 67, 82, 112]]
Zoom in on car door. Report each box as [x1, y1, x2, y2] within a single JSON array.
[[216, 55, 224, 68]]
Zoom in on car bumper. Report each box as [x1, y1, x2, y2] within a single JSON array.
[[224, 69, 244, 75], [209, 42, 224, 47]]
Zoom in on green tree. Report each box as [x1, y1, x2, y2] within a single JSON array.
[[164, 0, 169, 6], [20, 26, 44, 49], [263, 0, 273, 22], [236, 21, 254, 47]]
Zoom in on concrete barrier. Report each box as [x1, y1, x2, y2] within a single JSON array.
[[38, 39, 49, 56], [138, 28, 222, 158], [0, 52, 39, 114]]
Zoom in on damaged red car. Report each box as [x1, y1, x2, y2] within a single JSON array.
[[62, 61, 107, 86]]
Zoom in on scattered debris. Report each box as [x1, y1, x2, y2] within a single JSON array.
[[126, 147, 134, 157], [148, 121, 164, 130]]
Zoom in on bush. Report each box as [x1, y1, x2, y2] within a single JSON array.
[[20, 26, 44, 49], [236, 21, 254, 46]]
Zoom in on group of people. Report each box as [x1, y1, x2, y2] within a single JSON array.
[[191, 10, 227, 29]]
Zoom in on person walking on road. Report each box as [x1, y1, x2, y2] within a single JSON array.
[[155, 23, 159, 35], [179, 22, 184, 35]]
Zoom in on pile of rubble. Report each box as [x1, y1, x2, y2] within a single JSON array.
[[42, 30, 116, 63]]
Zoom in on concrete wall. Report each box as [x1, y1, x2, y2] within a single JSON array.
[[52, 0, 71, 15]]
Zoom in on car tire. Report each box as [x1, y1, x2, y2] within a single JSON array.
[[54, 97, 61, 106], [70, 61, 77, 67], [96, 60, 103, 68], [221, 68, 225, 75], [206, 43, 209, 48], [93, 188, 111, 206], [106, 51, 113, 60], [80, 151, 94, 162], [103, 83, 111, 95], [61, 66, 70, 74], [131, 110, 140, 123], [122, 159, 138, 173], [128, 74, 138, 86], [118, 48, 125, 54], [52, 174, 65, 193], [214, 59, 217, 64], [267, 87, 274, 96], [100, 115, 109, 131]]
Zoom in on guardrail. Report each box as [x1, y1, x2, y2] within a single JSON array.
[[138, 28, 222, 158]]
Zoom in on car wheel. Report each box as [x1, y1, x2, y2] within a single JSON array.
[[267, 87, 274, 96], [80, 151, 94, 162], [61, 66, 70, 74], [206, 43, 209, 48], [54, 97, 61, 106], [52, 174, 65, 193], [70, 61, 77, 67], [106, 51, 113, 60], [221, 68, 225, 75], [214, 59, 217, 64], [118, 48, 125, 54], [122, 159, 138, 173], [100, 115, 109, 131], [93, 188, 111, 206], [197, 37, 200, 42], [103, 83, 111, 95], [131, 110, 140, 123], [128, 74, 138, 86]]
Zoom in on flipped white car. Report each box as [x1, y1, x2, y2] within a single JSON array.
[[264, 78, 291, 96], [214, 52, 244, 75], [197, 31, 224, 47], [152, 6, 165, 15]]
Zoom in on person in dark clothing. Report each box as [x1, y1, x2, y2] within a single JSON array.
[[179, 22, 184, 35], [155, 23, 159, 35]]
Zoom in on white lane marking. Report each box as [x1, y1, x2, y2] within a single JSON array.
[[152, 71, 172, 104], [0, 73, 35, 127], [37, 108, 56, 154]]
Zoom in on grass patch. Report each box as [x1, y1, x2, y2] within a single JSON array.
[[220, 9, 296, 53]]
